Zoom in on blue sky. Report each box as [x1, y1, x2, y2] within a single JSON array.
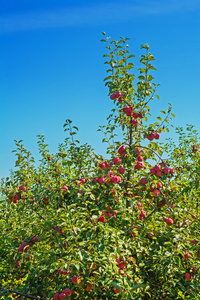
[[1, 0, 200, 178]]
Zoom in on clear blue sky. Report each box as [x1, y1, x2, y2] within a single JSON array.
[[1, 0, 200, 178]]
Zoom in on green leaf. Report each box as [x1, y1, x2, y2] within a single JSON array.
[[111, 281, 122, 292], [171, 113, 175, 117], [130, 284, 146, 292], [127, 54, 135, 59], [157, 117, 162, 121]]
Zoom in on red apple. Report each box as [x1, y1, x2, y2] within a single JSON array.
[[116, 91, 122, 98], [137, 155, 143, 162], [185, 273, 191, 280], [110, 93, 117, 100], [123, 106, 133, 116], [98, 177, 105, 184], [154, 132, 160, 140], [132, 119, 138, 126], [59, 293, 66, 300], [118, 145, 126, 154], [150, 168, 155, 174], [118, 166, 125, 174], [32, 236, 39, 243], [64, 288, 72, 296], [184, 251, 190, 259], [156, 171, 162, 177], [140, 177, 148, 185], [140, 209, 146, 217], [98, 216, 106, 223], [22, 241, 28, 248], [154, 164, 161, 171], [113, 157, 121, 164], [157, 182, 162, 189], [163, 167, 170, 174], [113, 288, 121, 294], [79, 178, 86, 184], [153, 190, 160, 197], [138, 111, 143, 118], [61, 186, 68, 192], [165, 218, 174, 226], [86, 284, 92, 291], [16, 261, 21, 267], [99, 162, 106, 169], [72, 276, 80, 284]]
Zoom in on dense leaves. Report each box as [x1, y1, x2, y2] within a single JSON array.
[[0, 34, 200, 299]]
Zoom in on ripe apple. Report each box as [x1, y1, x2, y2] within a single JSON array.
[[121, 152, 127, 158], [113, 157, 121, 164], [132, 119, 138, 126], [146, 133, 154, 141], [138, 111, 143, 118], [165, 218, 174, 226], [157, 182, 162, 189], [99, 162, 106, 169], [163, 167, 170, 174], [132, 112, 138, 119], [135, 147, 141, 155], [156, 171, 162, 176], [140, 177, 147, 185], [79, 178, 86, 184], [113, 288, 121, 294], [185, 273, 191, 280], [154, 132, 160, 140], [154, 164, 161, 171], [98, 216, 106, 223], [64, 288, 72, 296], [116, 91, 123, 98], [61, 186, 68, 192], [123, 106, 133, 116], [18, 185, 27, 191], [148, 232, 155, 238], [111, 176, 121, 183], [22, 241, 28, 248], [59, 293, 66, 300], [184, 251, 190, 259], [98, 177, 105, 184], [86, 284, 92, 291], [110, 93, 117, 100], [118, 145, 126, 154], [137, 156, 143, 162], [16, 261, 21, 267], [153, 190, 160, 197], [118, 166, 125, 174], [135, 162, 144, 170], [72, 276, 80, 284], [32, 236, 39, 243], [140, 209, 146, 217]]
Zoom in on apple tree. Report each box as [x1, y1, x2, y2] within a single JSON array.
[[0, 33, 199, 300]]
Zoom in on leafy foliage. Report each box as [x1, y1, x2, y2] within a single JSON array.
[[0, 34, 199, 300]]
